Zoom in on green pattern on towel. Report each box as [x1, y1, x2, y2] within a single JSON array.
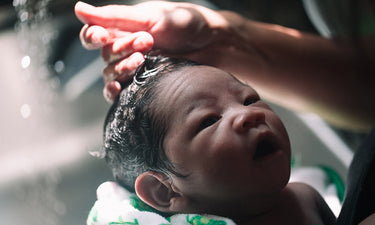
[[186, 215, 227, 225], [130, 194, 228, 225], [318, 165, 345, 202], [129, 194, 157, 212], [109, 218, 139, 225]]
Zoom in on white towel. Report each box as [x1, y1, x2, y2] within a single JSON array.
[[87, 181, 237, 225]]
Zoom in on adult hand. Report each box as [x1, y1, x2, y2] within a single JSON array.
[[75, 1, 375, 130], [74, 1, 228, 102]]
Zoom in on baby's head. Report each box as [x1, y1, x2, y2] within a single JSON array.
[[103, 55, 291, 218], [103, 56, 197, 189]]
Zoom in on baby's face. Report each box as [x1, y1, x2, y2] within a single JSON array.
[[156, 65, 291, 215]]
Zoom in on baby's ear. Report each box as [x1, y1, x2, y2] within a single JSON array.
[[135, 171, 188, 213]]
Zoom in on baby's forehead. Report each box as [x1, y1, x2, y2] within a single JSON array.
[[162, 65, 250, 98], [169, 65, 247, 88], [156, 65, 251, 114]]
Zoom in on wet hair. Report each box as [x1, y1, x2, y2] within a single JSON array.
[[102, 55, 199, 192]]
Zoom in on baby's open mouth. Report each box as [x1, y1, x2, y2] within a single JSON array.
[[253, 138, 278, 160]]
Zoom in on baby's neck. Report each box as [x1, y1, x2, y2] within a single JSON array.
[[233, 185, 306, 225]]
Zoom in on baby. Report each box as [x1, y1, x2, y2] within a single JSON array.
[[102, 55, 335, 225]]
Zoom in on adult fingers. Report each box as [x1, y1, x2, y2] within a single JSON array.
[[79, 24, 110, 49], [80, 24, 133, 50], [103, 52, 145, 84], [103, 81, 122, 103], [74, 1, 159, 32], [102, 52, 145, 102], [101, 32, 154, 63]]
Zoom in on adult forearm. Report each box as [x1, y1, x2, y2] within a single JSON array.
[[212, 11, 374, 131]]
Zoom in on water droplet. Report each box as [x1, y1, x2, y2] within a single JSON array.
[[89, 151, 105, 158], [21, 55, 31, 69], [19, 11, 28, 22], [20, 103, 31, 119], [54, 60, 64, 73]]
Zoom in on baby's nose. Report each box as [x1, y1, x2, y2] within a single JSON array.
[[233, 108, 265, 133]]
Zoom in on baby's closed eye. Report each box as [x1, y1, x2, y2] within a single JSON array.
[[198, 115, 221, 131], [243, 96, 259, 106]]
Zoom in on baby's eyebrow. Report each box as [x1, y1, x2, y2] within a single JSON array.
[[183, 95, 217, 118]]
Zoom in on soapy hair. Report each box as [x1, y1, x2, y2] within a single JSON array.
[[103, 55, 199, 191]]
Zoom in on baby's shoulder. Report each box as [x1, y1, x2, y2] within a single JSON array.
[[286, 182, 320, 198], [284, 182, 326, 210], [283, 182, 336, 225], [282, 182, 320, 210]]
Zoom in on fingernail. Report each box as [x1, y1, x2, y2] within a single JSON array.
[[103, 88, 113, 103], [91, 27, 109, 46], [85, 42, 93, 49]]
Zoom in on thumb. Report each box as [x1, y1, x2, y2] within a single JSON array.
[[74, 1, 156, 32]]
